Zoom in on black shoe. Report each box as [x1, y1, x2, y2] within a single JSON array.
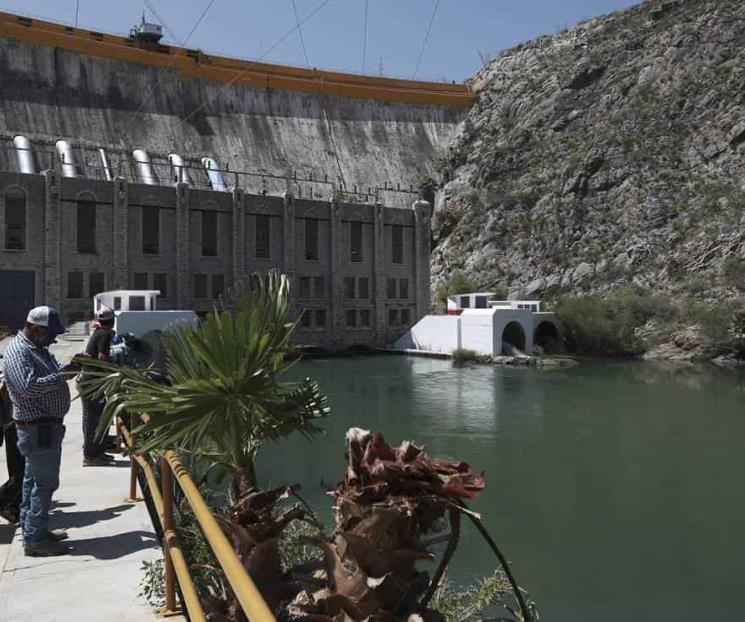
[[0, 507, 19, 524], [25, 540, 70, 557], [83, 456, 116, 467]]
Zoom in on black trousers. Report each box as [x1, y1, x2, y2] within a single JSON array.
[[0, 405, 24, 514]]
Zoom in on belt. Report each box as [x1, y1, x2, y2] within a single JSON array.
[[14, 418, 64, 427]]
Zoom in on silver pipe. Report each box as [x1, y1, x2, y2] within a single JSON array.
[[201, 156, 229, 192], [168, 153, 190, 185], [55, 140, 78, 178], [98, 148, 113, 181], [132, 149, 158, 185], [12, 135, 36, 174]]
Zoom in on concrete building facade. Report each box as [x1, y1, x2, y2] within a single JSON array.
[[0, 168, 432, 350]]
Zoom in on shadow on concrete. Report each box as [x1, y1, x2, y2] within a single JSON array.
[[68, 530, 158, 560], [51, 501, 77, 509], [49, 504, 135, 529], [0, 522, 17, 545]]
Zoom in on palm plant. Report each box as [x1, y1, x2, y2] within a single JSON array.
[[77, 271, 329, 610]]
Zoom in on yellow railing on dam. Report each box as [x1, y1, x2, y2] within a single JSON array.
[[119, 414, 276, 622], [0, 10, 474, 108]]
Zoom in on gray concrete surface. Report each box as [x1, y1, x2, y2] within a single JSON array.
[[0, 340, 179, 621]]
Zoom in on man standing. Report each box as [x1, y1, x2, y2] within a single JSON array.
[[2, 306, 71, 556], [0, 363, 24, 524], [79, 306, 116, 467]]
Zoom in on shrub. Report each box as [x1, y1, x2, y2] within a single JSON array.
[[553, 288, 678, 357], [432, 201, 468, 244], [722, 256, 745, 289], [452, 348, 481, 363], [434, 271, 477, 311]]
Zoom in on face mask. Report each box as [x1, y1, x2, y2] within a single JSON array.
[[32, 331, 55, 348]]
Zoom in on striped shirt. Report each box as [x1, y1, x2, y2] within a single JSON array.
[[2, 332, 70, 422]]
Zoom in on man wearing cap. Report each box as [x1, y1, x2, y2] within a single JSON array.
[[1, 306, 72, 556], [79, 306, 117, 467]]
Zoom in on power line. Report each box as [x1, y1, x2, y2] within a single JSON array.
[[361, 0, 368, 73], [74, 0, 79, 27], [121, 0, 217, 141], [413, 0, 440, 79], [176, 0, 333, 136], [291, 0, 310, 68], [260, 0, 333, 60]]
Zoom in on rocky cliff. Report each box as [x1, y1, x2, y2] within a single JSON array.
[[433, 0, 745, 306]]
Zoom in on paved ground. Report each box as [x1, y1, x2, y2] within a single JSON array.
[[0, 336, 180, 621]]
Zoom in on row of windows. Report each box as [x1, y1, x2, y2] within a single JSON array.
[[4, 195, 408, 267], [344, 277, 369, 299], [298, 276, 326, 299], [132, 272, 169, 298], [387, 278, 409, 300], [299, 307, 412, 330], [67, 271, 106, 300], [194, 274, 225, 299]]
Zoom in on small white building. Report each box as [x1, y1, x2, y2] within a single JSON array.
[[93, 290, 198, 338], [395, 292, 561, 357]]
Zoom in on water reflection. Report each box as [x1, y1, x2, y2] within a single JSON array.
[[258, 356, 745, 622]]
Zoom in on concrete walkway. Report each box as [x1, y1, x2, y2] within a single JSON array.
[[0, 336, 180, 621]]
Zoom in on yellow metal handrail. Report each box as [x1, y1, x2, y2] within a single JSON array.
[[119, 415, 276, 622]]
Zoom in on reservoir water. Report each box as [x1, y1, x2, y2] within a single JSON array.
[[258, 355, 745, 622]]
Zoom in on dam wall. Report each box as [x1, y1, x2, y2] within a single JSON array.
[[0, 11, 470, 202]]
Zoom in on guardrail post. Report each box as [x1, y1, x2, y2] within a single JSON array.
[[127, 414, 141, 502], [161, 457, 179, 616]]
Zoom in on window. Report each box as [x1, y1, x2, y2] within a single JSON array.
[[346, 309, 357, 327], [67, 271, 83, 299], [461, 296, 471, 308], [212, 274, 225, 298], [401, 308, 411, 325], [89, 272, 105, 297], [475, 296, 488, 309], [129, 296, 146, 311], [255, 215, 270, 259], [77, 198, 96, 254], [392, 224, 403, 264], [305, 219, 319, 261], [387, 278, 397, 299], [153, 273, 168, 298], [351, 221, 363, 262], [300, 309, 311, 328], [344, 277, 356, 299], [313, 276, 325, 299], [4, 189, 25, 250], [399, 279, 409, 299], [358, 277, 369, 299], [388, 308, 398, 326], [202, 210, 218, 256], [113, 296, 122, 311], [299, 276, 311, 299], [315, 309, 326, 328], [142, 207, 160, 255], [360, 309, 371, 327], [194, 274, 208, 298], [133, 272, 148, 290]]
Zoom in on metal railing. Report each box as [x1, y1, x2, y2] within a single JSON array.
[[119, 413, 276, 622]]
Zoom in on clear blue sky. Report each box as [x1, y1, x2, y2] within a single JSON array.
[[0, 0, 641, 81]]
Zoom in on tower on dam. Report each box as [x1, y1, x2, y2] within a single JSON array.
[[0, 10, 473, 348]]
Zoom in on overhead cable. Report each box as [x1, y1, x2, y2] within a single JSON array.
[[413, 0, 440, 79], [291, 0, 311, 67], [121, 0, 217, 141], [175, 0, 334, 131], [361, 0, 368, 72]]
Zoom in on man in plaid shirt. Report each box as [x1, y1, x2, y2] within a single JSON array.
[[2, 306, 72, 556]]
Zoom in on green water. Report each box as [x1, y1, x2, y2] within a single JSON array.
[[257, 355, 745, 622]]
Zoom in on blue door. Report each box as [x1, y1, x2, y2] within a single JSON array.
[[0, 270, 35, 331]]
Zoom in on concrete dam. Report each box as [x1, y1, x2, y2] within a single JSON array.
[[0, 11, 472, 200]]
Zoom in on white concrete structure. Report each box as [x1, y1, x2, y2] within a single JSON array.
[[93, 290, 198, 338], [396, 293, 561, 357]]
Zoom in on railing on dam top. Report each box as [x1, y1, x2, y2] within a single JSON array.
[[0, 10, 474, 108], [119, 413, 276, 622], [0, 141, 422, 207]]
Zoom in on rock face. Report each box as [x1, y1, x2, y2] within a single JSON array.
[[433, 0, 745, 300]]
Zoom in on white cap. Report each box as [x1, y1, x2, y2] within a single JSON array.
[[97, 306, 115, 322], [26, 306, 65, 335]]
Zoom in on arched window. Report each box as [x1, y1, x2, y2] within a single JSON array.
[[77, 193, 97, 254], [4, 188, 26, 250]]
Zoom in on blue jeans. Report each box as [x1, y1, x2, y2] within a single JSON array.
[[82, 398, 105, 459], [16, 423, 65, 548]]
